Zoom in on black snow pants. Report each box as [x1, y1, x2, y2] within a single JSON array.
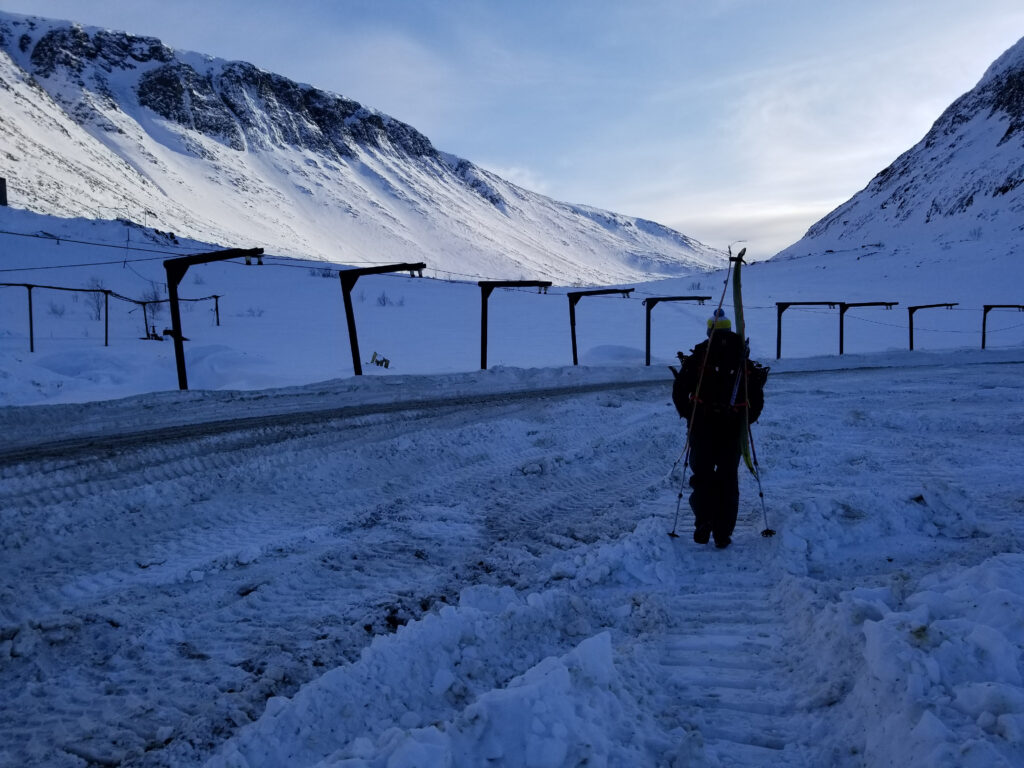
[[688, 410, 743, 543]]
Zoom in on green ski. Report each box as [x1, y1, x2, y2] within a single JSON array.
[[731, 249, 775, 536], [731, 251, 757, 477]]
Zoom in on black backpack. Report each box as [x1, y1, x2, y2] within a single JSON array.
[[672, 330, 767, 422]]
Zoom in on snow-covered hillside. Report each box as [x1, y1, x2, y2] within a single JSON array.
[[0, 11, 723, 285], [778, 35, 1024, 260]]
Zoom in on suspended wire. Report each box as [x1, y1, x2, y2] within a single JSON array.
[[2, 228, 1017, 334], [0, 255, 170, 273], [0, 225, 728, 290], [0, 225, 750, 300], [781, 303, 981, 315], [0, 227, 207, 256], [0, 281, 219, 307]]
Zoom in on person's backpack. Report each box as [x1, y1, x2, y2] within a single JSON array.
[[746, 359, 768, 424], [672, 330, 768, 422]]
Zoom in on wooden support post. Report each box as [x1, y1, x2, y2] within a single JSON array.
[[26, 285, 34, 353], [339, 262, 426, 376], [641, 295, 711, 366], [776, 303, 787, 360], [164, 247, 264, 390], [907, 303, 957, 351], [478, 280, 552, 370], [0, 177, 7, 207], [839, 305, 846, 355], [213, 295, 221, 326], [644, 300, 655, 367], [569, 294, 578, 366], [165, 288, 186, 385], [104, 290, 110, 347], [480, 284, 494, 370], [341, 272, 362, 376], [566, 288, 633, 365]]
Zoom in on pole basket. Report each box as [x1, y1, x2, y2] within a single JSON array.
[[761, 528, 776, 537]]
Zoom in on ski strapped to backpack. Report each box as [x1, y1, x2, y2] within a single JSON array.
[[732, 254, 756, 475], [731, 252, 775, 537]]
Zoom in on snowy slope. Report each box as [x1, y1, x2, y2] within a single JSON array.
[[0, 11, 723, 285], [777, 34, 1024, 260]]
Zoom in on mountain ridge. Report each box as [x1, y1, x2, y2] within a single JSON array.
[[0, 10, 724, 284]]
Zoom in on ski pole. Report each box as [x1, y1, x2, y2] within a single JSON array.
[[746, 422, 775, 537], [668, 444, 691, 538]]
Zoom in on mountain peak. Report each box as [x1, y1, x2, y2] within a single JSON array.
[[778, 35, 1024, 260]]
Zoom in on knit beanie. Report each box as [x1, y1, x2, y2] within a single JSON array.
[[707, 308, 731, 336]]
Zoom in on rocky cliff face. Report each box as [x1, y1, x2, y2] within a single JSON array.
[[779, 36, 1024, 259], [0, 11, 722, 283], [134, 59, 441, 160]]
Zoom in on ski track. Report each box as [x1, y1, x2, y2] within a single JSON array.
[[1, 362, 1022, 766], [638, 573, 809, 765]]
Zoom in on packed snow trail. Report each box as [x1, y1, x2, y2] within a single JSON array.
[[641, 574, 808, 763], [1, 359, 1022, 766]]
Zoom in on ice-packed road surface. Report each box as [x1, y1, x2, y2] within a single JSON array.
[[1, 356, 1023, 767]]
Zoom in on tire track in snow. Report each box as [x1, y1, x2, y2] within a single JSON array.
[[0, 383, 686, 768], [0, 379, 668, 467]]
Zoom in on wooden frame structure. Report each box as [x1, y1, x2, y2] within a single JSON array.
[[982, 304, 1024, 349], [641, 295, 711, 366], [908, 303, 957, 351], [0, 282, 112, 352], [567, 288, 633, 365], [164, 248, 264, 389], [776, 300, 899, 358], [838, 301, 898, 354], [339, 263, 425, 375], [478, 280, 552, 370]]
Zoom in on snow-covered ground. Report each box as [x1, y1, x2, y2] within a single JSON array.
[[2, 209, 1023, 766], [2, 348, 1023, 767]]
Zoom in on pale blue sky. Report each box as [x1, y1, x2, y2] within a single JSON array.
[[2, 0, 1023, 256]]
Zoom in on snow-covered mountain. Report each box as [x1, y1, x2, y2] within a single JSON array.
[[0, 11, 723, 284], [778, 35, 1024, 259]]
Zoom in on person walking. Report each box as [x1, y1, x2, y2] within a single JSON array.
[[672, 309, 765, 549]]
